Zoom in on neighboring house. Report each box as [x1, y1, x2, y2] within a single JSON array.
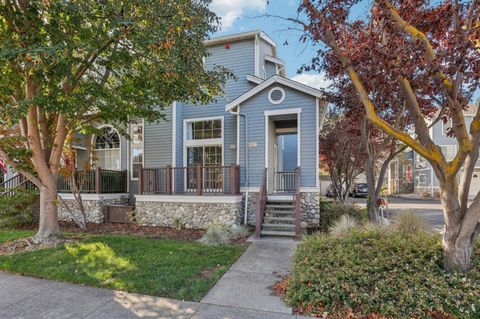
[[387, 102, 480, 197], [32, 30, 327, 237]]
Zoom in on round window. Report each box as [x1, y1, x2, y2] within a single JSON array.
[[268, 87, 285, 104]]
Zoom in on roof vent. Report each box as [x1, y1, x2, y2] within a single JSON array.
[[268, 87, 285, 104]]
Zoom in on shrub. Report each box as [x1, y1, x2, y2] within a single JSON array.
[[285, 229, 480, 318], [199, 222, 249, 246], [319, 201, 367, 232], [393, 210, 429, 234], [0, 188, 39, 228], [328, 214, 358, 237]]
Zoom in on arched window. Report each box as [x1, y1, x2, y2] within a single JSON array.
[[93, 126, 120, 170]]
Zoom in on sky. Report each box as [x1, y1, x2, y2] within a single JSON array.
[[209, 0, 371, 90]]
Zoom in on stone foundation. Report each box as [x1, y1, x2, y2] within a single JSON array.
[[57, 194, 129, 223], [244, 191, 320, 228], [134, 195, 243, 229], [300, 192, 320, 228]]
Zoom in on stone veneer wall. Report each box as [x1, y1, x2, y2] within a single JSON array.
[[244, 191, 320, 229], [134, 199, 243, 229], [300, 192, 320, 228], [58, 195, 128, 223]]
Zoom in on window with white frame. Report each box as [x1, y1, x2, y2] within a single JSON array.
[[417, 173, 427, 187], [130, 121, 144, 180], [93, 126, 120, 170], [185, 118, 223, 189], [440, 145, 456, 162], [415, 153, 427, 169], [187, 119, 222, 140]]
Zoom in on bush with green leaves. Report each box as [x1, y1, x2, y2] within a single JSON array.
[[319, 200, 367, 232], [286, 229, 480, 318], [0, 189, 39, 228]]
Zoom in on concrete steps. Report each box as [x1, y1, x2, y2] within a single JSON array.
[[260, 196, 296, 238]]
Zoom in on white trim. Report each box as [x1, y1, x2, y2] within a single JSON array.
[[268, 87, 286, 104], [225, 76, 324, 112], [129, 119, 145, 181], [204, 30, 276, 48], [264, 108, 302, 116], [183, 116, 225, 168], [236, 110, 240, 165], [297, 112, 301, 167], [441, 119, 452, 136], [172, 102, 177, 166], [300, 187, 320, 192], [91, 124, 122, 171], [135, 195, 243, 204], [264, 54, 285, 66], [316, 98, 320, 188], [265, 115, 269, 168], [254, 34, 260, 77], [240, 187, 260, 192], [246, 74, 263, 84], [58, 193, 129, 201]]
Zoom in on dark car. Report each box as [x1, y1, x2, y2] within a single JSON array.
[[350, 183, 368, 198]]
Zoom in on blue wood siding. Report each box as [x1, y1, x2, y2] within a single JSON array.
[[259, 38, 274, 79], [239, 84, 317, 188], [176, 39, 256, 167]]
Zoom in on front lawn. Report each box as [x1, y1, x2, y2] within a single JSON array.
[[285, 229, 480, 319], [0, 235, 244, 301], [0, 229, 35, 244]]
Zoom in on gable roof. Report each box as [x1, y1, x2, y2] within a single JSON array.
[[205, 30, 276, 48], [225, 75, 324, 112]]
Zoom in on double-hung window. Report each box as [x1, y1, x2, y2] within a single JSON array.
[[130, 121, 144, 180], [184, 118, 223, 190]]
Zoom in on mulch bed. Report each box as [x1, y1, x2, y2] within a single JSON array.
[[60, 222, 207, 241], [13, 222, 252, 247]]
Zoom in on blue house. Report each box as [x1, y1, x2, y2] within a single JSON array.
[[54, 30, 327, 237]]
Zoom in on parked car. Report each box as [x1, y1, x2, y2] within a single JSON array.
[[350, 183, 368, 198]]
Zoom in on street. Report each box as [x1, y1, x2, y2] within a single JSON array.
[[350, 196, 445, 232]]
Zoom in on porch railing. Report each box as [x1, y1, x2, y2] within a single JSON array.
[[275, 171, 298, 192], [139, 164, 240, 195], [294, 167, 301, 238], [0, 174, 36, 197], [255, 168, 268, 239], [57, 168, 128, 194]]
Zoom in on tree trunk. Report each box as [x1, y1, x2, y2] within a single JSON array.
[[361, 116, 379, 221], [439, 180, 474, 272], [33, 183, 60, 243]]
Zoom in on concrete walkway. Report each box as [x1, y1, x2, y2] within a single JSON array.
[[0, 238, 305, 318], [202, 237, 299, 314]]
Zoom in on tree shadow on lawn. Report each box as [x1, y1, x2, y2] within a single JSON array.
[[0, 235, 244, 301]]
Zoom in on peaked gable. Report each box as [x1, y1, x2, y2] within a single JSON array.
[[225, 75, 324, 112]]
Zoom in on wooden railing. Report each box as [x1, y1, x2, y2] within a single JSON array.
[[139, 164, 240, 195], [275, 171, 297, 192], [57, 168, 127, 194], [0, 174, 36, 197], [294, 167, 301, 238], [255, 168, 268, 239]]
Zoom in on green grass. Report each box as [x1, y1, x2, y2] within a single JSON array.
[[0, 229, 35, 244], [0, 235, 245, 301]]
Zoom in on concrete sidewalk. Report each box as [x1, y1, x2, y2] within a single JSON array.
[[202, 237, 299, 314], [0, 238, 306, 318]]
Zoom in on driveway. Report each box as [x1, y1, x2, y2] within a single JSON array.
[[351, 196, 445, 232]]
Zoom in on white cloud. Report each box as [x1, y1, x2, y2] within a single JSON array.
[[210, 0, 267, 29], [292, 73, 332, 89]]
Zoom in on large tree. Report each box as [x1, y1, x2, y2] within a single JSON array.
[[0, 0, 230, 243], [297, 0, 480, 271]]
